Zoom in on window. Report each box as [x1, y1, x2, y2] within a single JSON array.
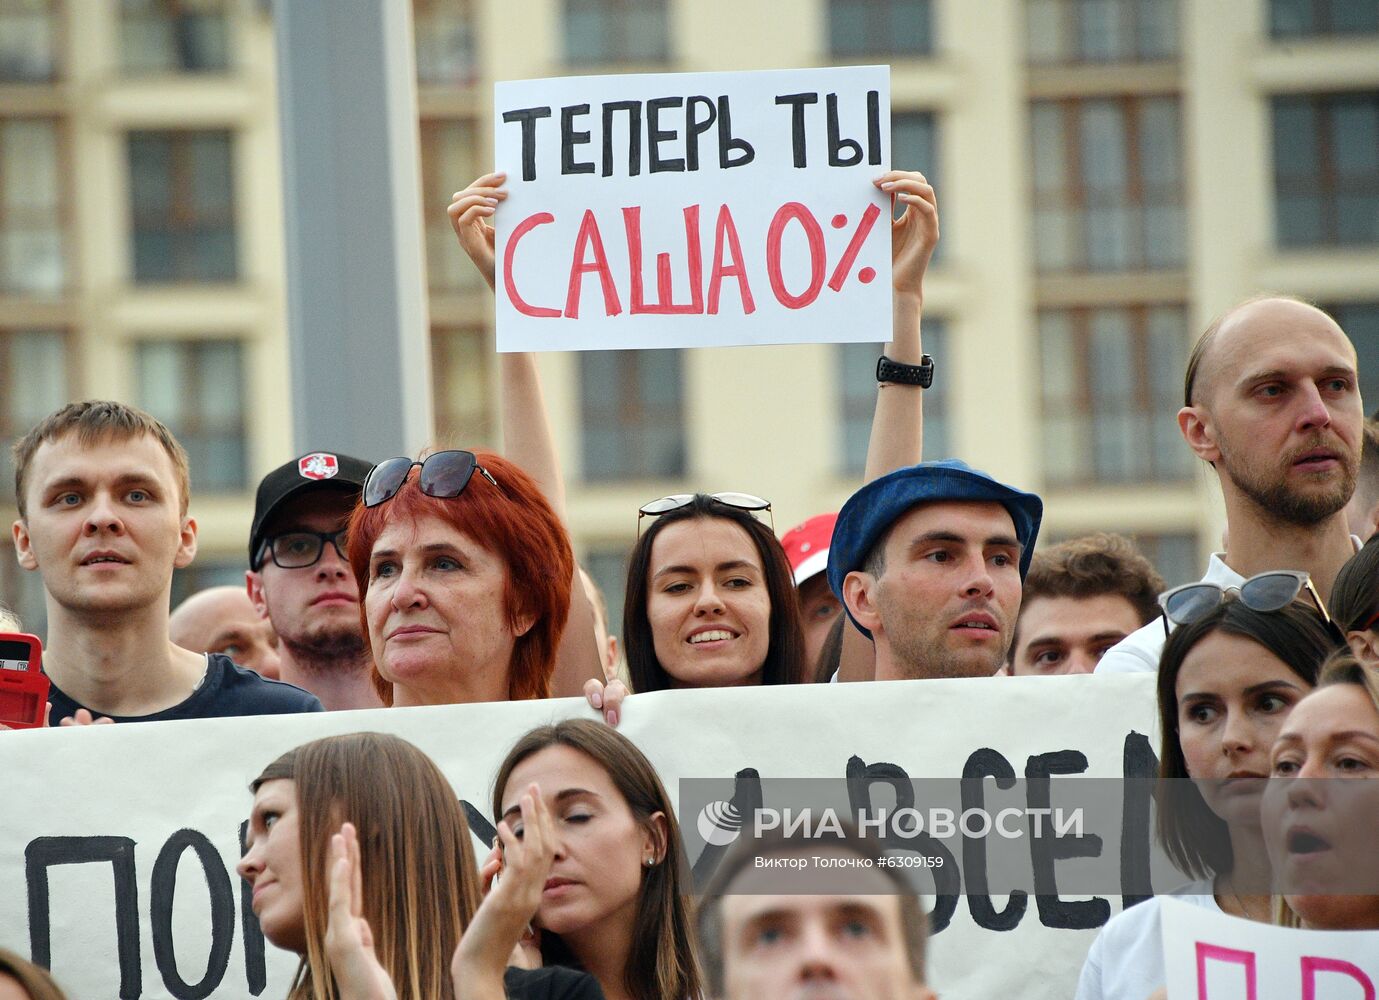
[[580, 350, 685, 480], [1270, 0, 1378, 37], [414, 0, 477, 85], [128, 130, 237, 283], [1273, 93, 1379, 248], [584, 544, 629, 639], [0, 329, 69, 495], [172, 556, 246, 607], [893, 111, 937, 190], [891, 111, 943, 259], [1031, 96, 1185, 271], [0, 0, 58, 82], [136, 340, 247, 491], [1, 118, 65, 294], [419, 120, 483, 293], [838, 320, 949, 475], [120, 0, 230, 73], [829, 0, 933, 57], [563, 0, 668, 65], [1039, 306, 1191, 484], [1026, 0, 1178, 63], [1132, 532, 1198, 588], [431, 326, 494, 448], [1326, 302, 1379, 413]]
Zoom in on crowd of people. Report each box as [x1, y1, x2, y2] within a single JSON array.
[[4, 167, 1379, 1000]]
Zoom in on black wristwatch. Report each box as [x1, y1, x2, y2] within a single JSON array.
[[876, 354, 934, 388]]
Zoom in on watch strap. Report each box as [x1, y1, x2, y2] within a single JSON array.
[[876, 354, 934, 388]]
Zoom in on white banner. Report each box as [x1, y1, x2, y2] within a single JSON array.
[[492, 65, 893, 352], [0, 675, 1159, 1000], [1162, 897, 1379, 999]]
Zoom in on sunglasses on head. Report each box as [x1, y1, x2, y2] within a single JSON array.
[[1157, 570, 1336, 638], [363, 450, 499, 509], [637, 492, 773, 534]]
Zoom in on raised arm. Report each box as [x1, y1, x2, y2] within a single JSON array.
[[839, 171, 939, 683], [448, 176, 606, 702], [862, 170, 939, 483]]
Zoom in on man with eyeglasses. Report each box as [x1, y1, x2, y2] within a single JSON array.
[[246, 452, 382, 710], [1099, 296, 1364, 674]]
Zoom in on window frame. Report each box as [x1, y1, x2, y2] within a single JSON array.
[[127, 128, 239, 284]]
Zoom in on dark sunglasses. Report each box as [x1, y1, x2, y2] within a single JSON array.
[[257, 529, 348, 570], [637, 492, 773, 534], [363, 450, 499, 508], [1157, 570, 1336, 638]]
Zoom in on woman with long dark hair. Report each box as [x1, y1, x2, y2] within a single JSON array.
[[489, 719, 701, 1000], [1075, 589, 1338, 1000]]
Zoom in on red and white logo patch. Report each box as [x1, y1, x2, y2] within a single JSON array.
[[298, 453, 340, 481]]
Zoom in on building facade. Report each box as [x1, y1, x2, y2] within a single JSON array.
[[2, 0, 1377, 636]]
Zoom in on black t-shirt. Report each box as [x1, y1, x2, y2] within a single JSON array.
[[46, 653, 323, 724], [503, 966, 605, 1000]]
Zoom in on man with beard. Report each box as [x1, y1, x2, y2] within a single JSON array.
[[246, 452, 382, 709], [826, 460, 1043, 680], [1098, 296, 1363, 674]]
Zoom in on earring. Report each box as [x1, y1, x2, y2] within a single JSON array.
[[644, 856, 655, 867]]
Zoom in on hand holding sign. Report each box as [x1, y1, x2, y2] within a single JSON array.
[[448, 172, 508, 291], [879, 170, 939, 302]]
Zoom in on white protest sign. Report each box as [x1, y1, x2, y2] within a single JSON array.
[[1162, 897, 1379, 999], [0, 675, 1158, 1000], [492, 66, 893, 352]]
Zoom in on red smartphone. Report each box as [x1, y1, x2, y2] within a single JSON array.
[[0, 633, 48, 730]]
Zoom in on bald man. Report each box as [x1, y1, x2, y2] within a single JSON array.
[[170, 586, 282, 679], [1098, 296, 1362, 673]]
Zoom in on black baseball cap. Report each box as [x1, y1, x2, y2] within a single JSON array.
[[248, 452, 373, 568]]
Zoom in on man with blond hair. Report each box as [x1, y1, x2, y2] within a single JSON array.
[[9, 401, 320, 724]]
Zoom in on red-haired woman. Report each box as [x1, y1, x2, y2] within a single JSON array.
[[347, 450, 583, 704]]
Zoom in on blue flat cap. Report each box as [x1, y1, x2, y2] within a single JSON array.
[[826, 460, 1043, 638]]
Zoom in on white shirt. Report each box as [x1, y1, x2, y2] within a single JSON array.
[[1095, 537, 1360, 676], [1094, 553, 1243, 675], [1073, 882, 1219, 1000]]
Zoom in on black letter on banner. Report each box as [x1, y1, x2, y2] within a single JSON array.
[[1025, 751, 1108, 930], [238, 821, 267, 995], [684, 96, 716, 171], [501, 106, 551, 181], [560, 104, 595, 175], [774, 93, 818, 168], [461, 800, 497, 848], [1120, 732, 1159, 908], [866, 90, 881, 165], [26, 836, 142, 999], [150, 830, 234, 1000], [647, 97, 685, 172], [825, 93, 863, 167], [690, 769, 763, 887], [962, 749, 1027, 931], [601, 101, 642, 177], [717, 97, 754, 168], [845, 757, 959, 933]]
